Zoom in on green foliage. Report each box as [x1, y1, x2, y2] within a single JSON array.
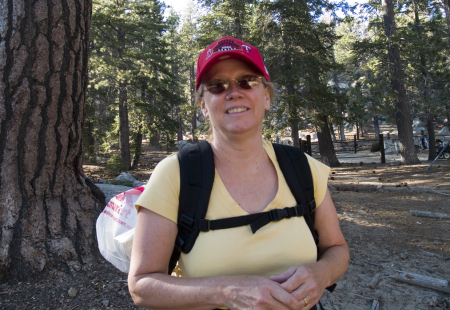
[[87, 0, 183, 163], [106, 155, 129, 172], [84, 0, 450, 162]]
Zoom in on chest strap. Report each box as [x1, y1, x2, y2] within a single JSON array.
[[177, 199, 316, 236]]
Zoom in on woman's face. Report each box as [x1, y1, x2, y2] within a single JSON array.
[[200, 59, 271, 139]]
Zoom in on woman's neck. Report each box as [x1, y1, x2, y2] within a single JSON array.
[[210, 133, 267, 168]]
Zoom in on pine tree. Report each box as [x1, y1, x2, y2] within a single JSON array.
[[90, 0, 179, 166]]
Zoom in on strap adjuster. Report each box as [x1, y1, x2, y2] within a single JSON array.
[[269, 208, 289, 222], [174, 235, 185, 251], [179, 213, 195, 231], [307, 199, 316, 213], [199, 219, 211, 232]]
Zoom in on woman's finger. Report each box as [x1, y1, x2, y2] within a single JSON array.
[[270, 266, 296, 284], [270, 286, 302, 310]]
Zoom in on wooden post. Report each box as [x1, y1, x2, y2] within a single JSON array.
[[354, 135, 357, 154], [306, 135, 311, 155], [299, 138, 302, 150], [380, 134, 386, 164]]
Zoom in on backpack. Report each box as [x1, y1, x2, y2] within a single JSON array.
[[169, 140, 319, 273]]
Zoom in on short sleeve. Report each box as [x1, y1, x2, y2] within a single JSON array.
[[305, 154, 330, 207], [135, 154, 180, 223]]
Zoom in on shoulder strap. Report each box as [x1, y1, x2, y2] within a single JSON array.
[[168, 141, 215, 274], [273, 144, 337, 293], [272, 143, 318, 244]]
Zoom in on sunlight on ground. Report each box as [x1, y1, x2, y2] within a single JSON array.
[[338, 213, 394, 228]]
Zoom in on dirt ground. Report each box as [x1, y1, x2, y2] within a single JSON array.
[[1, 150, 449, 310]]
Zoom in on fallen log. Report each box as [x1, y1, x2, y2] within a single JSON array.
[[390, 271, 450, 293], [368, 273, 382, 289], [370, 300, 380, 310], [409, 210, 449, 219]]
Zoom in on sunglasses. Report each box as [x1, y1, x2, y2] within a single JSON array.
[[204, 75, 263, 95]]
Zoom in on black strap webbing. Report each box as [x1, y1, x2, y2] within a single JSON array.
[[272, 143, 318, 245], [168, 141, 215, 274], [179, 202, 316, 234]]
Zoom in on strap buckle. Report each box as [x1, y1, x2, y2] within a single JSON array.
[[179, 213, 195, 231], [269, 208, 289, 222], [174, 235, 185, 252], [198, 219, 211, 232], [307, 199, 316, 213]]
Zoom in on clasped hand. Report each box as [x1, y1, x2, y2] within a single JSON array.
[[271, 263, 327, 309], [223, 264, 326, 310]]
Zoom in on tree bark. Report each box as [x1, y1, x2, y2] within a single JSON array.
[[118, 83, 131, 169], [0, 0, 105, 282], [117, 27, 130, 169], [177, 107, 183, 141], [382, 0, 421, 164], [131, 131, 143, 170], [426, 112, 436, 160], [329, 122, 337, 143], [413, 1, 436, 160], [337, 104, 346, 141], [317, 115, 340, 167], [373, 115, 380, 140]]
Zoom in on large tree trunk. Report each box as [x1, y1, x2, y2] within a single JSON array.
[[382, 0, 421, 164], [0, 0, 105, 282], [317, 115, 340, 167]]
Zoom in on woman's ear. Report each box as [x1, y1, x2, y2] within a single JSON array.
[[264, 87, 271, 111], [200, 100, 209, 119]]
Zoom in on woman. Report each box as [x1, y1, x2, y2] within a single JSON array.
[[128, 36, 349, 310]]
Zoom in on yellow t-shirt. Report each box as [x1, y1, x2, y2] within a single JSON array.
[[136, 140, 330, 279]]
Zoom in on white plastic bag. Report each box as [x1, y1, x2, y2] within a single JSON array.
[[96, 186, 145, 273]]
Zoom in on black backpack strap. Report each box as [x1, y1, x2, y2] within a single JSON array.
[[272, 143, 318, 244], [168, 141, 215, 274], [273, 144, 337, 294], [177, 203, 316, 234]]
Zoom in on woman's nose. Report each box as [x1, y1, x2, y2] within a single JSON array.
[[225, 80, 243, 100]]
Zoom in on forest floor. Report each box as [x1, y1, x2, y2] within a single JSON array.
[[1, 148, 449, 310]]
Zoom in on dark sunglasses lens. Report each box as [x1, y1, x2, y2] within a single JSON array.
[[237, 75, 259, 89], [206, 80, 227, 94]]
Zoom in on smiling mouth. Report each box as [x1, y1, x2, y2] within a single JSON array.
[[227, 107, 248, 114]]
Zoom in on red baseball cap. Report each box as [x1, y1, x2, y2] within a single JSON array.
[[196, 36, 270, 90]]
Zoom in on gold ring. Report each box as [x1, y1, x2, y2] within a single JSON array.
[[304, 298, 308, 306]]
